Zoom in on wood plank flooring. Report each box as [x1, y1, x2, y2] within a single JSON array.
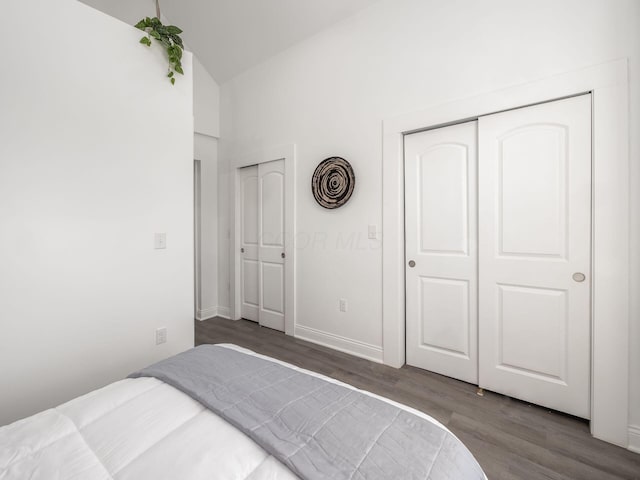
[[195, 317, 640, 480]]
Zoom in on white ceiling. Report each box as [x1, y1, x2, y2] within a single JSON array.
[[81, 0, 380, 84], [161, 0, 380, 83]]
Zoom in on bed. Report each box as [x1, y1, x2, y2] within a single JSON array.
[[0, 344, 486, 479]]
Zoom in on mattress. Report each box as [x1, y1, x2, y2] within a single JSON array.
[[0, 344, 486, 479]]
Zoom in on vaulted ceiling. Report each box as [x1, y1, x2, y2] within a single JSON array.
[[80, 0, 380, 84]]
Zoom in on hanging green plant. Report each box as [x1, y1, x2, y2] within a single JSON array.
[[135, 16, 184, 85]]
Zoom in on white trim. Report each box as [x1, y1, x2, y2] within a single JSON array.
[[382, 59, 629, 447], [230, 144, 297, 336], [294, 325, 384, 364], [628, 425, 640, 454], [195, 306, 232, 321], [196, 306, 218, 321]]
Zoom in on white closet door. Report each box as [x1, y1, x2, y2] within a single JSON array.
[[258, 159, 285, 331], [240, 165, 259, 321], [405, 121, 478, 384], [478, 95, 591, 418]]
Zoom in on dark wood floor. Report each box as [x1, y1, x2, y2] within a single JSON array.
[[196, 317, 640, 480]]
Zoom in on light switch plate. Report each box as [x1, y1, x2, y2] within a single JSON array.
[[154, 233, 167, 249], [156, 327, 167, 345]]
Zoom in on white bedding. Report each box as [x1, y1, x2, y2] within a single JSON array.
[[0, 344, 483, 480]]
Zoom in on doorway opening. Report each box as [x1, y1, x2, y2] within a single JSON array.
[[194, 159, 202, 320]]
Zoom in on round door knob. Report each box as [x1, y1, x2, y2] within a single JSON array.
[[408, 260, 416, 268], [572, 272, 586, 282]]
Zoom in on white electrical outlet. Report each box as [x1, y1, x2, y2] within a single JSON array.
[[154, 233, 167, 249], [156, 327, 167, 345], [339, 298, 348, 312]]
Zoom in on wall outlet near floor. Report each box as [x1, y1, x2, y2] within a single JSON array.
[[155, 327, 167, 345], [339, 298, 348, 312]]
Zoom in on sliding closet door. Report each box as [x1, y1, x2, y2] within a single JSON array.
[[478, 95, 591, 418], [405, 121, 478, 384], [240, 165, 259, 321], [258, 159, 285, 331]]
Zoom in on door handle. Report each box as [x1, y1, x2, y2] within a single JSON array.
[[241, 248, 245, 253], [281, 252, 286, 259], [408, 260, 416, 268], [572, 272, 586, 282]]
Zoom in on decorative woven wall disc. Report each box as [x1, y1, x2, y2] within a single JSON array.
[[311, 157, 355, 209]]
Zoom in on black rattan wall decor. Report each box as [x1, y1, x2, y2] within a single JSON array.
[[311, 157, 355, 209]]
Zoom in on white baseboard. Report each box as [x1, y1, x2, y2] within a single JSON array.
[[196, 306, 218, 321], [294, 324, 384, 364], [196, 306, 231, 321], [629, 425, 640, 454]]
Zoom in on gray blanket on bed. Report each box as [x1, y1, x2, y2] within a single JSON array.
[[129, 345, 485, 480]]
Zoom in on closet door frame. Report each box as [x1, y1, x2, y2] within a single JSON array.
[[231, 144, 296, 336], [382, 59, 629, 447]]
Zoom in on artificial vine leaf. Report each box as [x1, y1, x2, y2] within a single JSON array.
[[169, 34, 184, 48], [134, 16, 185, 85]]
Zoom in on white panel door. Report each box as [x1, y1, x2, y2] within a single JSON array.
[[240, 165, 259, 321], [258, 159, 285, 331], [405, 121, 478, 384], [478, 95, 591, 418]]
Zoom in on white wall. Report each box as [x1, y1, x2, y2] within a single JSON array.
[[219, 0, 640, 440], [79, 0, 222, 319], [80, 0, 221, 138], [194, 56, 220, 138], [0, 0, 194, 425]]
